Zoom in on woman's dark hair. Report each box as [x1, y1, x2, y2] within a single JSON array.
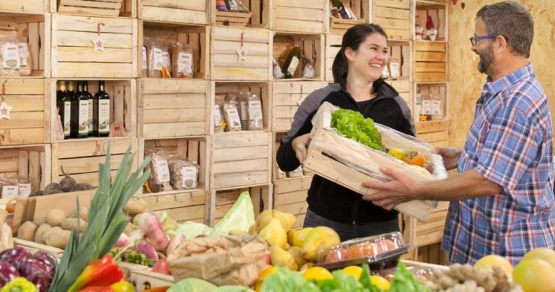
[[332, 24, 388, 90]]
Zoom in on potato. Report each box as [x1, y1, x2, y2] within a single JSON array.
[[33, 216, 46, 226], [46, 209, 66, 227], [124, 222, 137, 235], [45, 229, 71, 249], [67, 206, 89, 221], [61, 218, 86, 232], [42, 226, 63, 243], [123, 199, 147, 216], [35, 223, 52, 244], [17, 221, 37, 241]]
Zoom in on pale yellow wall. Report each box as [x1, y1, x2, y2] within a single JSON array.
[[448, 0, 555, 147]]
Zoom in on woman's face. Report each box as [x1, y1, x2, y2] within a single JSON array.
[[345, 33, 389, 82]]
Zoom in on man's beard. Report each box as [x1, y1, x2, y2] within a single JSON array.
[[477, 44, 494, 74]]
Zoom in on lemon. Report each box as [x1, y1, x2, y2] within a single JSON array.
[[342, 266, 363, 280], [302, 267, 333, 281], [387, 148, 405, 160], [370, 275, 390, 290]]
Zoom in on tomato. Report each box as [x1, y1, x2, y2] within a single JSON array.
[[402, 151, 427, 167]]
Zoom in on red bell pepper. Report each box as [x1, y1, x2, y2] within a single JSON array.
[[69, 255, 126, 292]]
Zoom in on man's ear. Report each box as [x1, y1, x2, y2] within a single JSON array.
[[496, 35, 508, 53]]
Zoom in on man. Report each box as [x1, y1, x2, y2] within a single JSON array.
[[362, 1, 555, 265]]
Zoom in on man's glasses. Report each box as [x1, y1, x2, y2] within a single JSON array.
[[470, 35, 497, 46]]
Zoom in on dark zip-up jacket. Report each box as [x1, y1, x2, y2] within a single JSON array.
[[276, 81, 414, 224]]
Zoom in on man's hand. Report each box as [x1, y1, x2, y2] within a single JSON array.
[[292, 133, 313, 164], [433, 147, 462, 171], [361, 166, 418, 210]]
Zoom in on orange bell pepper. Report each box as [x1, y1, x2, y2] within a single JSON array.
[[69, 255, 126, 292]]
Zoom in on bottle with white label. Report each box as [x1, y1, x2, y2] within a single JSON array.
[[94, 81, 111, 137], [83, 81, 94, 136], [71, 81, 89, 138], [56, 81, 72, 139], [281, 41, 301, 78]]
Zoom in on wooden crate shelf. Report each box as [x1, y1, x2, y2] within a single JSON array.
[[324, 33, 342, 83], [139, 190, 208, 224], [403, 201, 449, 251], [272, 33, 324, 81], [51, 14, 137, 78], [210, 26, 271, 81], [138, 79, 210, 138], [52, 0, 135, 18], [271, 81, 327, 132], [139, 22, 209, 79], [371, 0, 411, 40], [414, 41, 447, 82], [0, 13, 50, 78], [139, 0, 209, 25], [415, 0, 447, 41], [0, 144, 51, 197], [51, 138, 137, 188], [273, 176, 311, 229], [416, 120, 449, 147], [328, 0, 369, 35], [0, 0, 48, 14], [139, 137, 210, 192], [384, 40, 412, 107], [274, 0, 327, 34], [210, 131, 272, 190], [415, 82, 448, 125], [50, 79, 136, 142], [212, 0, 270, 28], [0, 78, 49, 146], [209, 184, 272, 226]]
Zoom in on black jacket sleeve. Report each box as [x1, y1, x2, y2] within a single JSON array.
[[276, 111, 317, 172]]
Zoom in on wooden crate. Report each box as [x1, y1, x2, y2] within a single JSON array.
[[210, 26, 271, 81], [384, 40, 412, 107], [209, 184, 272, 226], [53, 0, 135, 17], [274, 0, 327, 34], [0, 13, 50, 78], [0, 144, 50, 195], [139, 137, 210, 192], [328, 0, 369, 35], [271, 81, 327, 132], [210, 132, 272, 190], [0, 79, 49, 146], [416, 120, 449, 147], [139, 23, 209, 79], [0, 0, 48, 14], [213, 82, 271, 133], [273, 176, 312, 229], [139, 0, 209, 25], [212, 0, 270, 28], [272, 33, 324, 81], [414, 41, 447, 82], [415, 83, 448, 123], [51, 14, 137, 78], [138, 79, 210, 139], [325, 33, 342, 83], [51, 138, 138, 188], [130, 269, 174, 292], [139, 190, 208, 224], [370, 0, 411, 40], [415, 1, 447, 41], [50, 79, 136, 142]]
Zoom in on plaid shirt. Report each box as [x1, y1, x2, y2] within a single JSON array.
[[442, 63, 555, 265]]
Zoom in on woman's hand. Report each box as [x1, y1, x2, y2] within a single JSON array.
[[292, 133, 313, 164], [433, 147, 462, 171]]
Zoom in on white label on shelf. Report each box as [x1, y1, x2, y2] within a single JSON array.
[[142, 47, 147, 70], [78, 100, 89, 135], [389, 62, 400, 79], [180, 166, 198, 188], [421, 100, 431, 115], [98, 100, 110, 134], [153, 48, 163, 71], [2, 186, 18, 198], [162, 51, 171, 72], [431, 100, 443, 117], [226, 107, 241, 129], [18, 183, 31, 197], [156, 159, 170, 183], [214, 105, 222, 126], [177, 52, 193, 76], [64, 101, 71, 136], [287, 56, 299, 76], [17, 43, 28, 67], [2, 43, 20, 70], [248, 100, 262, 120], [88, 99, 93, 132]]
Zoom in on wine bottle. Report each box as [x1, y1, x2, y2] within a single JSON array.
[[83, 81, 94, 136], [56, 81, 72, 139], [94, 81, 111, 137], [71, 81, 89, 138], [281, 41, 302, 78], [330, 0, 353, 19]]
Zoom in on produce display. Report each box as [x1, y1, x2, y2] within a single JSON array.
[[0, 248, 57, 291]]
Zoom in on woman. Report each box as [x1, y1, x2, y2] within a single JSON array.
[[276, 24, 415, 241]]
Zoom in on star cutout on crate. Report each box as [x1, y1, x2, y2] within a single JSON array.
[[237, 46, 248, 61], [0, 101, 13, 120], [91, 35, 106, 52]]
